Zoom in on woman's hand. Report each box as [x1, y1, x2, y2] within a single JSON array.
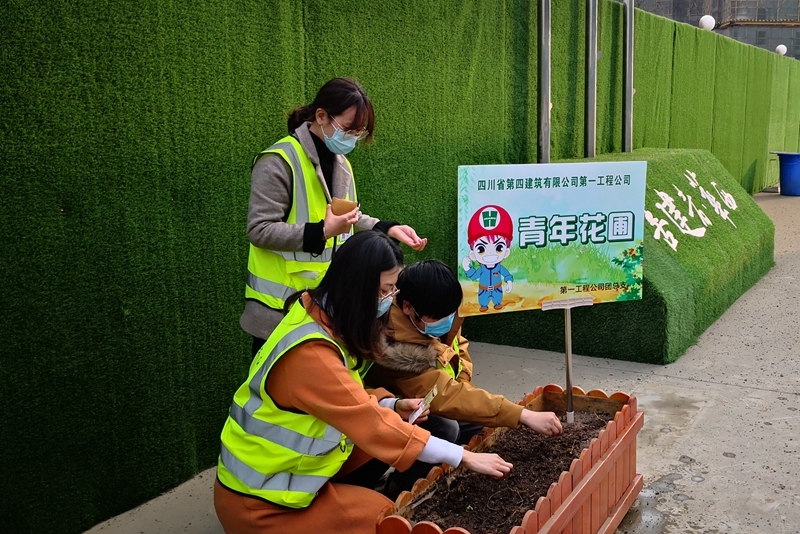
[[519, 409, 563, 436], [387, 225, 428, 251], [394, 398, 429, 423], [323, 204, 360, 238], [460, 449, 513, 478]]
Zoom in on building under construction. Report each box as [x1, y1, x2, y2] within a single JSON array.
[[635, 0, 800, 59]]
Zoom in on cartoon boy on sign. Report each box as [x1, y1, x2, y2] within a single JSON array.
[[461, 205, 514, 312]]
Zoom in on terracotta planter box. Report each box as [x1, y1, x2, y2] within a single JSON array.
[[376, 384, 644, 534]]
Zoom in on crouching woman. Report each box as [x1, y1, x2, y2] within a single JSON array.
[[214, 231, 512, 534]]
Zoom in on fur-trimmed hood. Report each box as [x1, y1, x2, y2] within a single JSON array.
[[380, 340, 439, 374]]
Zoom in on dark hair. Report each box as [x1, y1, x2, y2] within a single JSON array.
[[287, 78, 376, 142], [396, 260, 462, 320], [300, 231, 402, 366]]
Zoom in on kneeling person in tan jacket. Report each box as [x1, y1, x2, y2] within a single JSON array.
[[363, 260, 562, 494]]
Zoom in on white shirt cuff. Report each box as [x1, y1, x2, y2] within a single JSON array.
[[379, 398, 398, 410], [418, 435, 464, 467]]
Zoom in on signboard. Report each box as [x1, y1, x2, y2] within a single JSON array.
[[457, 161, 647, 317]]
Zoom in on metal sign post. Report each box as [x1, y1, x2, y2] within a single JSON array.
[[541, 296, 594, 423]]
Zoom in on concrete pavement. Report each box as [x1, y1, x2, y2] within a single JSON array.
[[85, 192, 800, 534]]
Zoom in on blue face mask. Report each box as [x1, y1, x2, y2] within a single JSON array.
[[377, 294, 393, 317], [323, 125, 358, 155], [412, 307, 456, 337]]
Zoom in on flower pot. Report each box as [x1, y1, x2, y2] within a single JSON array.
[[376, 384, 644, 534]]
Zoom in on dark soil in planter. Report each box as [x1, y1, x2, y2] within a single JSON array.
[[409, 411, 614, 534]]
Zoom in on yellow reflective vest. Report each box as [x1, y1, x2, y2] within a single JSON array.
[[438, 336, 462, 380], [217, 300, 362, 508], [245, 136, 357, 310]]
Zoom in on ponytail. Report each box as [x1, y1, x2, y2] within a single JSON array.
[[287, 104, 315, 133]]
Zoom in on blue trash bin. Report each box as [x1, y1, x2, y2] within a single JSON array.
[[772, 152, 800, 196]]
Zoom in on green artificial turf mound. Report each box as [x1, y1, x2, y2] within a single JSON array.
[[463, 148, 774, 364]]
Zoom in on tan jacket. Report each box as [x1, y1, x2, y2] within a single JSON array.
[[364, 302, 524, 428]]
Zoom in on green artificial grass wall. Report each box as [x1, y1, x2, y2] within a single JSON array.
[[742, 46, 775, 193], [550, 0, 586, 160], [769, 54, 790, 153], [0, 0, 794, 532], [633, 9, 674, 150], [302, 0, 540, 267], [711, 36, 750, 185], [1, 1, 540, 532], [0, 1, 299, 532], [787, 65, 800, 152], [462, 148, 774, 365], [669, 23, 716, 150], [765, 54, 791, 187], [596, 0, 624, 155]]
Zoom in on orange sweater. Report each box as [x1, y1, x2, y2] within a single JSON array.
[[267, 293, 431, 472]]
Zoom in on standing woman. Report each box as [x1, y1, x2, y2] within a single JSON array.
[[241, 77, 427, 355], [215, 232, 512, 534]]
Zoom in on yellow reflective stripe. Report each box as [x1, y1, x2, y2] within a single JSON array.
[[234, 321, 348, 452], [245, 322, 346, 413], [451, 337, 462, 376], [444, 363, 456, 380], [219, 305, 363, 506], [438, 358, 457, 380], [358, 360, 374, 380], [246, 270, 297, 302], [267, 141, 310, 224], [220, 444, 328, 494], [229, 403, 342, 456], [346, 159, 356, 200], [256, 139, 335, 264], [275, 247, 334, 263]]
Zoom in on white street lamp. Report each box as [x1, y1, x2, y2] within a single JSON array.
[[699, 15, 715, 30]]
